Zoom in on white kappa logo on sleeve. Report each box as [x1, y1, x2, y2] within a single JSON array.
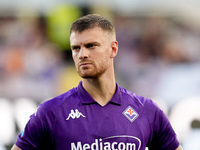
[[66, 109, 86, 120]]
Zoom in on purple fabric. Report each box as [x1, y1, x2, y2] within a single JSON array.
[[15, 81, 179, 150]]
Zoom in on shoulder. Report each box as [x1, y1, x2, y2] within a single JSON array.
[[119, 86, 179, 149], [35, 87, 78, 118], [120, 86, 159, 110], [119, 86, 164, 125]]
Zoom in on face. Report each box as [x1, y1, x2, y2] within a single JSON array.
[[70, 27, 118, 79]]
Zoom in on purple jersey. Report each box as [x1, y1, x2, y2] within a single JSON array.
[[15, 81, 179, 150]]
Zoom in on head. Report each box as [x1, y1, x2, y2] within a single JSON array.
[[70, 14, 116, 40], [70, 14, 118, 79]]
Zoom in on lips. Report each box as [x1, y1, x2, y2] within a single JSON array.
[[79, 62, 92, 68], [80, 63, 91, 67]]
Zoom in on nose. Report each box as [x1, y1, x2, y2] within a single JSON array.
[[79, 47, 89, 59]]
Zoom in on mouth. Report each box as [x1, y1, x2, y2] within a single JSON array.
[[79, 62, 92, 68]]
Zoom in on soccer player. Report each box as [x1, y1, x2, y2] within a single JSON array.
[[11, 14, 182, 150]]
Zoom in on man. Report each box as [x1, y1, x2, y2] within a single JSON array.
[[11, 14, 182, 150]]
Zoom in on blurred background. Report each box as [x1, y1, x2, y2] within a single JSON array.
[[0, 0, 200, 149]]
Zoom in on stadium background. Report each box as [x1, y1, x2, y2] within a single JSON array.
[[0, 0, 200, 149]]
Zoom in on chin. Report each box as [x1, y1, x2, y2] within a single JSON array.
[[78, 69, 103, 79], [79, 72, 100, 79], [80, 74, 97, 79]]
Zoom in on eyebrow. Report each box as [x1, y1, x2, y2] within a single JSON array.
[[84, 41, 100, 46], [71, 41, 100, 48], [71, 45, 80, 50]]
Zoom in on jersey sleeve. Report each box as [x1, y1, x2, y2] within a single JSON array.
[[15, 101, 55, 150], [144, 99, 180, 150]]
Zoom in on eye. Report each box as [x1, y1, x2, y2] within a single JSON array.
[[86, 44, 96, 49], [71, 46, 80, 51]]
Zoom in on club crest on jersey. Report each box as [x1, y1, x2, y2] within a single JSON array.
[[123, 106, 139, 123]]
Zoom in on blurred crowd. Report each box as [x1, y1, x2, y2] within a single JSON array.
[[0, 16, 65, 101], [114, 16, 200, 106], [0, 7, 200, 149]]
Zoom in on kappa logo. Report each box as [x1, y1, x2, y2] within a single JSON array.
[[66, 109, 86, 120], [123, 106, 139, 123]]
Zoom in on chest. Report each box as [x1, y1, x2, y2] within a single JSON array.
[[53, 104, 151, 150]]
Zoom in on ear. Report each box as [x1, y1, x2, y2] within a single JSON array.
[[110, 41, 118, 58]]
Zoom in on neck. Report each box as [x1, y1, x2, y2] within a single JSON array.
[[82, 76, 116, 106]]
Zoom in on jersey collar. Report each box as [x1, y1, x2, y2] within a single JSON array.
[[77, 81, 122, 106]]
